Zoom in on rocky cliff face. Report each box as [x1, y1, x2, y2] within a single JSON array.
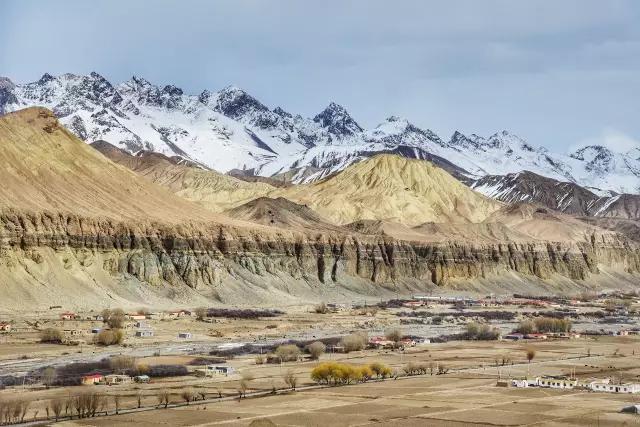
[[2, 209, 639, 309]]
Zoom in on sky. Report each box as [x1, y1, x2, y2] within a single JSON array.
[[1, 0, 639, 153]]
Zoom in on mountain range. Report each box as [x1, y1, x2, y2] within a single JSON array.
[[1, 106, 639, 310], [2, 72, 640, 198]]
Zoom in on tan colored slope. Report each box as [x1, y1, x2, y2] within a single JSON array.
[[0, 108, 222, 223], [92, 142, 275, 212], [278, 154, 503, 226], [485, 203, 612, 242]]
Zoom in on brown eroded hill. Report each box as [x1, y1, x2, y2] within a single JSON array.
[[92, 141, 275, 212], [279, 154, 503, 226], [225, 196, 341, 231], [0, 108, 219, 223]]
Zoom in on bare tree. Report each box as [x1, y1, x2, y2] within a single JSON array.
[[110, 355, 137, 374], [283, 369, 298, 390], [135, 391, 143, 409], [113, 394, 121, 415], [106, 308, 126, 329], [385, 328, 403, 348], [239, 371, 255, 398], [42, 366, 56, 388], [526, 347, 536, 364], [157, 390, 170, 409], [181, 389, 195, 405]]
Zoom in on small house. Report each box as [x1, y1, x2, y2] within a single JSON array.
[[134, 375, 150, 383], [60, 312, 77, 320], [195, 365, 236, 377], [0, 322, 11, 333], [402, 301, 423, 308], [525, 333, 548, 340], [538, 378, 578, 389], [503, 333, 524, 341], [590, 382, 640, 394], [135, 329, 154, 338], [178, 332, 192, 339], [81, 374, 104, 385], [103, 374, 132, 385], [369, 336, 394, 349], [169, 310, 189, 318]]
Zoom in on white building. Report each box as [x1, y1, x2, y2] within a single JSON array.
[[537, 378, 578, 389], [589, 382, 640, 394], [195, 365, 236, 377]]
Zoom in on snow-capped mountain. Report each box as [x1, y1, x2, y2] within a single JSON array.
[[2, 72, 640, 195]]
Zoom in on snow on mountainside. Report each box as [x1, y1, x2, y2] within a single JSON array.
[[1, 72, 640, 194], [471, 170, 640, 219]]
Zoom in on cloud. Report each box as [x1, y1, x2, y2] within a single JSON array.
[[572, 128, 640, 153]]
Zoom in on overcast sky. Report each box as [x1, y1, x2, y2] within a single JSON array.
[[1, 0, 639, 152]]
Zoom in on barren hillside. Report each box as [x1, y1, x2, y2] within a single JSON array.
[[279, 155, 503, 226]]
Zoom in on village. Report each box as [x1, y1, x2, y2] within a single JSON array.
[[1, 291, 640, 424]]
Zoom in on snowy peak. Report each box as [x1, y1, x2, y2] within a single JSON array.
[[213, 85, 269, 118], [313, 101, 363, 138], [0, 77, 17, 115], [366, 115, 446, 148]]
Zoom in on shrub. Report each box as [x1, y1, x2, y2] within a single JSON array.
[[314, 302, 329, 314], [340, 333, 368, 352], [274, 344, 301, 363], [194, 307, 207, 321], [516, 320, 535, 334], [40, 328, 64, 343], [403, 362, 427, 376], [148, 364, 189, 377], [94, 329, 124, 346], [306, 341, 326, 360], [464, 322, 500, 340]]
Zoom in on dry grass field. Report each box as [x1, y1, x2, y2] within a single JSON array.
[[2, 300, 640, 426]]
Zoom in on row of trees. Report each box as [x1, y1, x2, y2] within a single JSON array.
[[310, 362, 392, 385], [0, 399, 29, 424], [403, 361, 449, 376], [516, 317, 572, 334]]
